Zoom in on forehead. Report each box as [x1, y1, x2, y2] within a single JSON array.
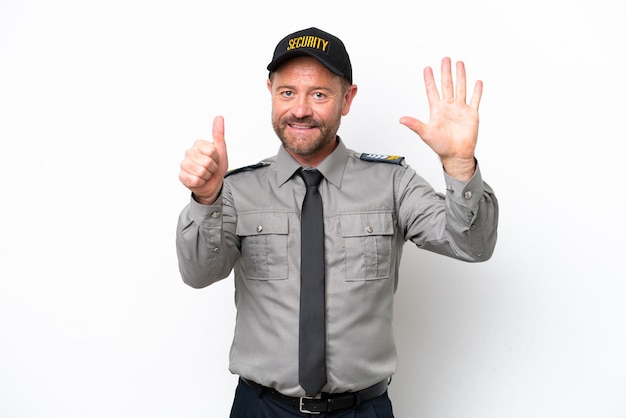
[[271, 56, 339, 84]]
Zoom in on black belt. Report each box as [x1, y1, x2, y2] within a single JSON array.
[[241, 377, 389, 414]]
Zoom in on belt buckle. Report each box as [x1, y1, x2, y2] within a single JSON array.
[[299, 396, 322, 415]]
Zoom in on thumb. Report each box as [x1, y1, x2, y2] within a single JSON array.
[[212, 115, 229, 172], [399, 116, 427, 137]]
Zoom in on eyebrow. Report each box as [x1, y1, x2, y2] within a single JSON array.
[[275, 84, 334, 93]]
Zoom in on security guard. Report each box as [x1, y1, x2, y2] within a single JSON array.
[[177, 27, 498, 417]]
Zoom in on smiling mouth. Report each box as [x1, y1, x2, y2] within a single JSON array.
[[288, 123, 317, 130], [285, 117, 320, 130]]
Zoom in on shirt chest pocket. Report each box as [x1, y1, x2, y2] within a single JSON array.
[[339, 212, 394, 281], [237, 212, 289, 280]]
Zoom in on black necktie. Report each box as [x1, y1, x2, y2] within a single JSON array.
[[298, 169, 327, 396]]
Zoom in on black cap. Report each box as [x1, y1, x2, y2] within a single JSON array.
[[267, 27, 352, 84]]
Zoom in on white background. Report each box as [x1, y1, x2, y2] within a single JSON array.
[[1, 0, 625, 417]]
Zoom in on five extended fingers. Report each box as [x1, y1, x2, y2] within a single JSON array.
[[426, 57, 481, 109]]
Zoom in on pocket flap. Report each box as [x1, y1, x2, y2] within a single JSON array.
[[237, 212, 289, 236], [340, 212, 394, 237]]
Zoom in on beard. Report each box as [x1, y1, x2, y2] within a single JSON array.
[[272, 114, 341, 158]]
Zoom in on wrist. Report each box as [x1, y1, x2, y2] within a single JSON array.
[[192, 192, 219, 206], [441, 157, 476, 182]]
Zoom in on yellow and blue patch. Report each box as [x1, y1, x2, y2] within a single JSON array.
[[360, 153, 405, 165]]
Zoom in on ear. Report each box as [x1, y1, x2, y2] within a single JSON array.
[[341, 84, 358, 116], [267, 78, 272, 93]]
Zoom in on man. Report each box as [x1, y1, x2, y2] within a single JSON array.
[[176, 27, 498, 417]]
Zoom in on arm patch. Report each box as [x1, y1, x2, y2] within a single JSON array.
[[224, 162, 270, 177], [360, 153, 405, 165]]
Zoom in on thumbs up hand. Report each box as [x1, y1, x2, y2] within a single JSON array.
[[179, 116, 229, 205]]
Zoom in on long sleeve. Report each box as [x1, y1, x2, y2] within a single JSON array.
[[175, 192, 240, 288], [400, 161, 498, 261]]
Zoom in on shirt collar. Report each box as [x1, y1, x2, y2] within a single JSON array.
[[276, 137, 348, 188]]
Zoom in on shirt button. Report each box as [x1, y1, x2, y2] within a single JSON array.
[[366, 225, 373, 233], [213, 247, 220, 253], [256, 225, 263, 233], [211, 211, 221, 218], [463, 191, 473, 200]]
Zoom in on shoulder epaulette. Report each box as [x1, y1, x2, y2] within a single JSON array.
[[224, 161, 270, 177], [360, 153, 405, 165]]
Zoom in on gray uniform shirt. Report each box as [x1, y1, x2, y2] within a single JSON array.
[[176, 139, 498, 397]]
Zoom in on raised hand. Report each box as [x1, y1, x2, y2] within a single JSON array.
[[179, 116, 229, 205], [400, 57, 482, 181]]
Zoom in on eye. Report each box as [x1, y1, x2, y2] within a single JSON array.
[[281, 90, 294, 98], [313, 92, 326, 99]]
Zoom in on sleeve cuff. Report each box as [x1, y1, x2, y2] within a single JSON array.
[[188, 193, 224, 225], [443, 161, 485, 210]]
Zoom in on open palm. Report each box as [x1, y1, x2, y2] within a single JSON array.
[[400, 57, 482, 181]]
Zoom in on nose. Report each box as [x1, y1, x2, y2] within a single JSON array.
[[291, 95, 313, 119]]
